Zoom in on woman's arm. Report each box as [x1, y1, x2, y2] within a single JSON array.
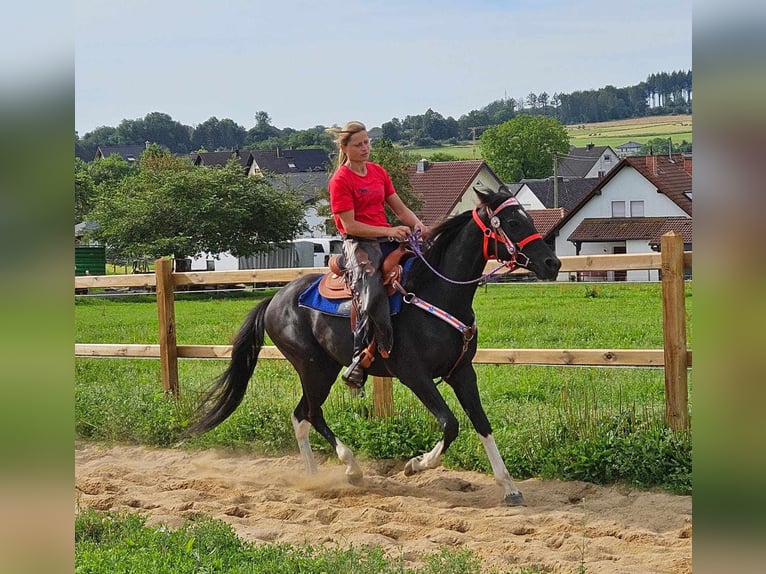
[[336, 209, 411, 241], [386, 193, 429, 237]]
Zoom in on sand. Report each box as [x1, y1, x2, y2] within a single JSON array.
[[75, 442, 691, 573]]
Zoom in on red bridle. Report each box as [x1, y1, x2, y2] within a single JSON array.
[[471, 197, 542, 267]]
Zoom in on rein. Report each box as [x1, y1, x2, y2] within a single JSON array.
[[394, 196, 542, 382], [406, 197, 542, 286]]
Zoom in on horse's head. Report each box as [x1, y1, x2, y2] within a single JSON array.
[[474, 186, 561, 280]]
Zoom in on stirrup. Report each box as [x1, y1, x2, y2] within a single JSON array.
[[342, 354, 368, 389]]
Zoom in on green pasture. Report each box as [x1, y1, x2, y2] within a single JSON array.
[[76, 282, 691, 493], [404, 114, 692, 161]]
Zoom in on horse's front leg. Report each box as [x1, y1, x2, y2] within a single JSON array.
[[398, 376, 459, 476], [447, 366, 525, 506]]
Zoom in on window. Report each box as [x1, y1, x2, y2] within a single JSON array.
[[611, 201, 626, 217], [630, 200, 645, 217]]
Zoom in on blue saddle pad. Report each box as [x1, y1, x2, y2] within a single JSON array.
[[298, 258, 414, 317]]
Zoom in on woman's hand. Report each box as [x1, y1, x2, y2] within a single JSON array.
[[387, 225, 412, 242]]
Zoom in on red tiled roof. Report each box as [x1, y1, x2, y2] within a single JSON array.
[[527, 208, 566, 238], [568, 217, 692, 243], [407, 160, 486, 225], [625, 155, 692, 215], [649, 217, 693, 245]]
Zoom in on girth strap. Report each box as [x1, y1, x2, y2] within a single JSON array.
[[391, 280, 477, 383]]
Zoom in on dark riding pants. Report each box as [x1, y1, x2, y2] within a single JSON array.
[[342, 237, 397, 358]]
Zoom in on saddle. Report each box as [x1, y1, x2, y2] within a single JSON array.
[[318, 244, 410, 300], [316, 244, 412, 377]]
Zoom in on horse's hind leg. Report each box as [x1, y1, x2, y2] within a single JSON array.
[[291, 398, 317, 474], [291, 360, 363, 483]]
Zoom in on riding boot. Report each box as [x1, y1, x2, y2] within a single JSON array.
[[342, 353, 368, 389], [342, 340, 376, 389]]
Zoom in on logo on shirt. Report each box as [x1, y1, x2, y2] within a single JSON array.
[[358, 188, 369, 194]]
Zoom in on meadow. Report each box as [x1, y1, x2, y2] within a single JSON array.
[[75, 282, 691, 492], [405, 114, 692, 160]]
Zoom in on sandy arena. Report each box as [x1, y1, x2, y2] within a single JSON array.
[[76, 442, 691, 573]]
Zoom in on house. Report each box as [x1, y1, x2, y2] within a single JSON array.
[[549, 153, 692, 281], [94, 144, 147, 164], [616, 141, 643, 157], [407, 159, 506, 226], [514, 177, 602, 211], [189, 150, 247, 168], [557, 144, 618, 179]]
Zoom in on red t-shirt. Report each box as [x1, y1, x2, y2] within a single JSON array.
[[329, 162, 395, 235]]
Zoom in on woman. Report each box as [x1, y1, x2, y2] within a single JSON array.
[[327, 121, 428, 388]]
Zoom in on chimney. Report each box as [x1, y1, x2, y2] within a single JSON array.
[[598, 170, 605, 179], [416, 158, 429, 173], [586, 143, 594, 151], [682, 154, 692, 175], [646, 153, 658, 176]]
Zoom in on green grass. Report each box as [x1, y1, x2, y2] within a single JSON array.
[[75, 282, 692, 494], [77, 508, 517, 573]]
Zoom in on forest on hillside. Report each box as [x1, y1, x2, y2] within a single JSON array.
[[76, 70, 691, 160]]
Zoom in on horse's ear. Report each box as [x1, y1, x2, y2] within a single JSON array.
[[498, 184, 509, 194], [473, 185, 491, 203]]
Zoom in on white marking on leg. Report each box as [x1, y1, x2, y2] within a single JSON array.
[[335, 438, 362, 481], [406, 439, 444, 474], [479, 433, 521, 498], [291, 415, 317, 474]]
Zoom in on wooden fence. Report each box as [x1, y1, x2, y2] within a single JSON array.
[[75, 232, 692, 430]]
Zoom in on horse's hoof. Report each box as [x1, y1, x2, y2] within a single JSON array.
[[347, 471, 363, 485], [346, 469, 363, 485], [504, 492, 525, 506], [404, 459, 417, 476]]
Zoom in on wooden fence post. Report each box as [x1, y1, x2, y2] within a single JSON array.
[[155, 258, 179, 397], [660, 232, 689, 430], [372, 376, 394, 417]]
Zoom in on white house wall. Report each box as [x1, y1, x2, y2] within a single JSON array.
[[554, 165, 689, 281], [583, 149, 618, 178], [514, 185, 546, 210], [450, 170, 504, 216]]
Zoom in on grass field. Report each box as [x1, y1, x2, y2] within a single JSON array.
[[404, 114, 692, 160], [75, 282, 691, 492]]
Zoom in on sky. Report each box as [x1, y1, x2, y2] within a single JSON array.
[[74, 0, 692, 136]]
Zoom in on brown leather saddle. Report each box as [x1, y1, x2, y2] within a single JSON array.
[[318, 244, 410, 300]]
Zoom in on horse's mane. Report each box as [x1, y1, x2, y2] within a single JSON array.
[[404, 187, 512, 288]]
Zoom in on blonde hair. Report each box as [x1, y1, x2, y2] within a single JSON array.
[[326, 121, 367, 172]]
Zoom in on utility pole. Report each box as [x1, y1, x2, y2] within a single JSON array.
[[468, 126, 490, 159], [552, 152, 559, 209]]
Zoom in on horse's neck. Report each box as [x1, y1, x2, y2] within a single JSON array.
[[415, 225, 486, 315]]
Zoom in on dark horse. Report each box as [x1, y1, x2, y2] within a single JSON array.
[[186, 187, 561, 505]]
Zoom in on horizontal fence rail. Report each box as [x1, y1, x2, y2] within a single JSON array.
[[75, 232, 692, 430]]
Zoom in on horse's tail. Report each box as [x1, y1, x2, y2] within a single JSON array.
[[183, 296, 273, 436]]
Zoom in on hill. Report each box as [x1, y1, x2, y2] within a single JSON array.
[[406, 114, 692, 160]]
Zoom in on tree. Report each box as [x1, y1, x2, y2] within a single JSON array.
[[480, 114, 570, 182], [247, 110, 281, 144], [115, 112, 193, 153], [75, 153, 137, 224], [89, 146, 307, 261], [191, 117, 247, 151]]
